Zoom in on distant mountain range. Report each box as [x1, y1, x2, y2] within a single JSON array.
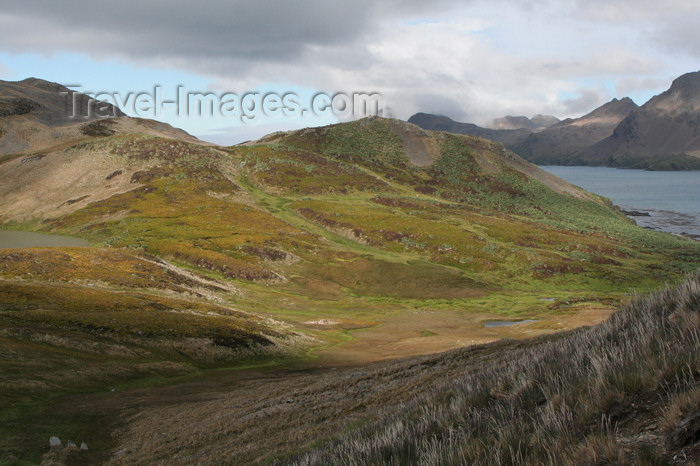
[[580, 72, 700, 169], [407, 112, 533, 146], [409, 71, 700, 170], [491, 114, 560, 131]]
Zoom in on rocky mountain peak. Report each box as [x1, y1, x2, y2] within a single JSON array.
[[668, 70, 700, 98], [644, 70, 700, 114], [584, 97, 638, 119]]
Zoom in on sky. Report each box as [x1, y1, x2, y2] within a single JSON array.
[[1, 0, 698, 144]]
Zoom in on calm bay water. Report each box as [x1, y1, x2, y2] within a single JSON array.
[[540, 166, 700, 239], [0, 230, 89, 248]]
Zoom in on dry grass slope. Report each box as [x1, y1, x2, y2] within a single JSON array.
[[285, 273, 700, 465]]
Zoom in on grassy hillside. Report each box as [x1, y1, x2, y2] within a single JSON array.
[[1, 117, 698, 376], [0, 116, 699, 463]]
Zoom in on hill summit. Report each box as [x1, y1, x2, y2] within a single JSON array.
[[0, 77, 124, 125], [0, 77, 200, 159]]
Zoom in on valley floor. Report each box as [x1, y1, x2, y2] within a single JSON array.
[[34, 274, 700, 465]]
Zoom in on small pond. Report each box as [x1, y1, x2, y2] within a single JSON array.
[[483, 319, 539, 328], [0, 230, 89, 248]]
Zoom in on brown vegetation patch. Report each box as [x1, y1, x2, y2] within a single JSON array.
[[80, 119, 117, 137], [105, 169, 124, 180], [171, 247, 280, 281], [0, 97, 35, 116], [532, 261, 586, 278], [60, 195, 90, 206], [295, 207, 374, 244], [129, 166, 173, 184], [296, 208, 353, 230], [0, 247, 227, 295], [19, 154, 46, 165], [111, 137, 220, 164], [414, 185, 437, 195], [242, 245, 289, 261], [378, 229, 412, 242], [370, 196, 422, 209]]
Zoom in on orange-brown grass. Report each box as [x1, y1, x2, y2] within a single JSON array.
[[45, 164, 318, 283], [0, 247, 225, 294], [0, 279, 298, 396], [288, 197, 662, 287], [0, 281, 284, 349]]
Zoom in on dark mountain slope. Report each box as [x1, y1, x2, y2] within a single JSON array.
[[581, 71, 700, 169], [410, 72, 700, 170], [512, 97, 639, 164]]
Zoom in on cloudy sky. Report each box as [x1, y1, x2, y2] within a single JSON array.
[[1, 0, 698, 144]]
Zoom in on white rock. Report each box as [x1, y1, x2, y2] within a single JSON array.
[[80, 442, 89, 450], [49, 437, 62, 448]]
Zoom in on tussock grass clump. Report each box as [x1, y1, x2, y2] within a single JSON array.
[[284, 274, 700, 465], [79, 118, 117, 137]]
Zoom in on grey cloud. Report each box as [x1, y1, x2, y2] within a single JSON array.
[[572, 0, 694, 22], [410, 93, 470, 121], [0, 1, 369, 61], [570, 0, 700, 59], [653, 13, 700, 58], [615, 77, 669, 97], [562, 88, 607, 115], [0, 0, 463, 64]]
